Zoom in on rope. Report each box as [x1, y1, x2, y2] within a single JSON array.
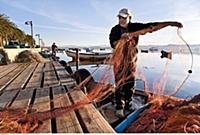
[[170, 28, 193, 96], [177, 28, 193, 74]]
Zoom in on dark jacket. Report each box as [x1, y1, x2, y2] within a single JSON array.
[[109, 22, 158, 48], [52, 44, 57, 52]]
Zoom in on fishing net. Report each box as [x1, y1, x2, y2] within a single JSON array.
[[0, 24, 197, 133], [0, 108, 41, 133], [14, 50, 47, 63], [125, 94, 200, 133]]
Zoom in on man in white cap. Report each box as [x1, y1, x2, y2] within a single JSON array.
[[109, 8, 183, 118]]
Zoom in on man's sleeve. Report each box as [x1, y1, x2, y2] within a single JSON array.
[[109, 27, 120, 49], [133, 22, 159, 31]]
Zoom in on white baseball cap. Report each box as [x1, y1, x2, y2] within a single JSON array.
[[117, 8, 132, 18]]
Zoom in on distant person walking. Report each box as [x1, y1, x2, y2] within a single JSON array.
[[51, 42, 58, 56]]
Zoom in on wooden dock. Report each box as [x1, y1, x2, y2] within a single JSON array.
[[0, 60, 115, 133]]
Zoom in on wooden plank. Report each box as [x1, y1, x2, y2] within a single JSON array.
[[4, 62, 38, 91], [52, 86, 83, 133], [32, 88, 51, 133], [0, 63, 17, 71], [0, 63, 37, 108], [0, 63, 29, 92], [43, 62, 59, 87], [9, 88, 34, 110], [0, 90, 19, 108], [52, 61, 71, 76], [52, 61, 76, 87], [26, 63, 44, 89], [69, 90, 115, 133], [0, 63, 19, 79]]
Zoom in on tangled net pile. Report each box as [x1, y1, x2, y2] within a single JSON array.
[[14, 50, 46, 63], [0, 108, 41, 133], [125, 94, 200, 133]]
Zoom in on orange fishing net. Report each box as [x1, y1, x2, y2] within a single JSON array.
[[125, 94, 200, 133], [0, 26, 195, 133]]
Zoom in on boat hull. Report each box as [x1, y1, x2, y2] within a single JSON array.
[[65, 50, 112, 61]]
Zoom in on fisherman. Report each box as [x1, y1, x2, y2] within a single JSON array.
[[109, 8, 183, 118], [51, 42, 58, 56]]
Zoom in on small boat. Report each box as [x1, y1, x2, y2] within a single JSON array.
[[60, 65, 186, 133], [141, 49, 148, 53], [149, 47, 158, 52], [65, 49, 112, 61], [71, 68, 149, 129], [95, 79, 149, 128], [161, 50, 172, 60]]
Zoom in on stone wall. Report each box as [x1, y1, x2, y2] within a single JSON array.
[[1, 47, 41, 62]]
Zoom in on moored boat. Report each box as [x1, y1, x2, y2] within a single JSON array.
[[141, 49, 149, 53], [65, 49, 112, 61]]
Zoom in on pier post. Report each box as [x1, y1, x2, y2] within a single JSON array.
[[75, 48, 79, 70]]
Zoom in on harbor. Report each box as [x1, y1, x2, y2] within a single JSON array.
[[1, 0, 200, 133], [0, 38, 200, 133]]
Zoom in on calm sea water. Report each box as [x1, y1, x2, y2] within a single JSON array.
[[57, 52, 200, 99]]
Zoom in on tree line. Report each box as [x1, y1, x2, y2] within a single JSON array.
[[0, 14, 35, 48]]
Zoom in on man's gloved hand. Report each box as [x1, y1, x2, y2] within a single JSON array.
[[170, 22, 183, 28]]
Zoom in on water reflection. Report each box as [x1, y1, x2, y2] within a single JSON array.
[[137, 53, 199, 99], [57, 52, 200, 99]]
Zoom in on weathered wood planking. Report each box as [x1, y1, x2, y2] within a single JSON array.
[[0, 63, 19, 79], [52, 86, 83, 133], [9, 88, 34, 110], [4, 62, 38, 91], [52, 62, 76, 87], [0, 63, 30, 107], [32, 88, 51, 133], [32, 61, 60, 133], [43, 62, 59, 87], [0, 63, 18, 71], [0, 63, 37, 108], [69, 90, 115, 133], [0, 63, 29, 91], [26, 63, 44, 89], [0, 90, 19, 108], [10, 63, 44, 110]]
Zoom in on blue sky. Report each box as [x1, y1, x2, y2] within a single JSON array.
[[0, 0, 200, 47]]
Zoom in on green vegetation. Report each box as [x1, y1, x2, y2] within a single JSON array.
[[0, 14, 35, 48]]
